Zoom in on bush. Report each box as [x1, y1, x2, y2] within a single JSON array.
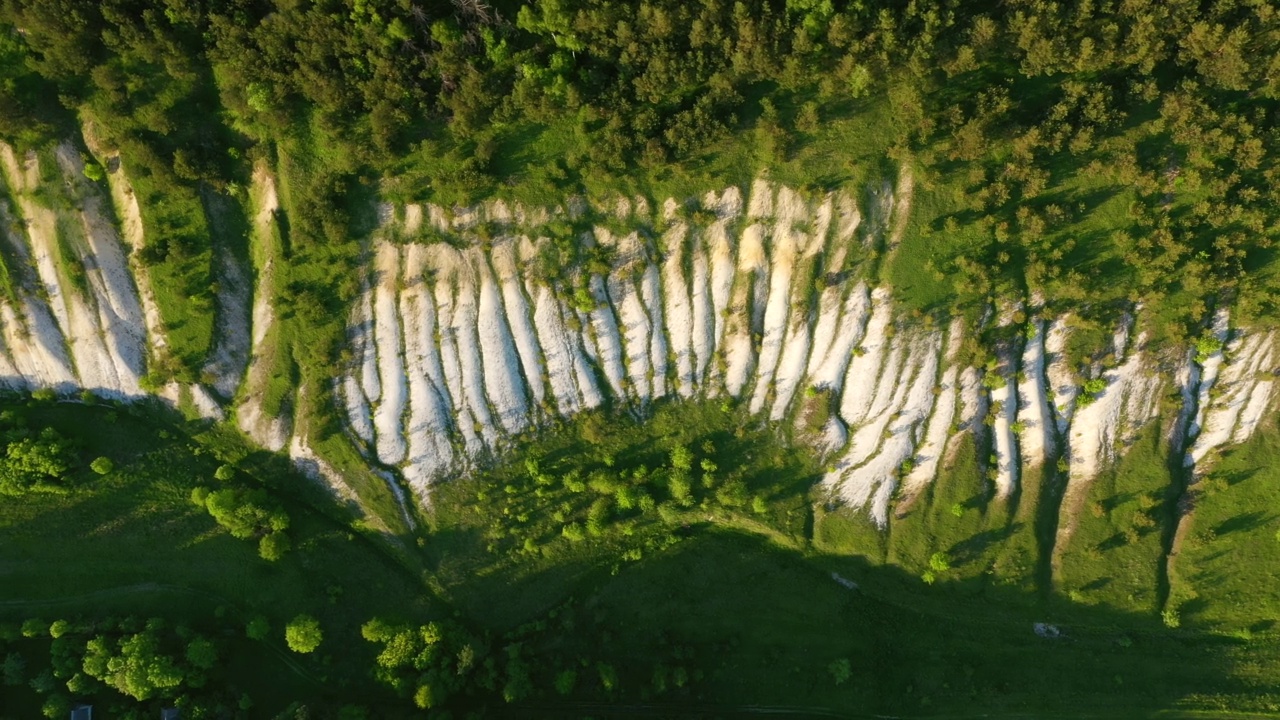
[[554, 669, 577, 695], [245, 616, 270, 641], [89, 457, 114, 475], [190, 486, 210, 507], [1194, 334, 1223, 363], [597, 662, 618, 692], [828, 658, 851, 685]]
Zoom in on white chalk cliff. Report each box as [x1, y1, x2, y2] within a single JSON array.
[[0, 139, 1274, 526], [338, 183, 1278, 524]]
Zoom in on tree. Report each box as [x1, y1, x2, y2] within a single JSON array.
[[40, 693, 71, 720], [360, 617, 396, 643], [668, 470, 693, 506], [89, 457, 113, 475], [0, 429, 74, 496], [202, 487, 289, 540], [258, 531, 291, 562], [554, 669, 576, 695], [670, 445, 693, 471], [285, 615, 323, 653], [214, 464, 236, 481], [20, 618, 45, 638], [185, 637, 217, 670], [597, 662, 618, 692], [81, 624, 185, 700], [2, 652, 24, 686]]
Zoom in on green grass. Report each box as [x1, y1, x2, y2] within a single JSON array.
[[124, 157, 217, 382], [421, 406, 1280, 717], [7, 396, 1280, 716], [1056, 420, 1174, 614], [269, 130, 414, 535], [0, 399, 434, 715], [425, 399, 821, 627], [1171, 421, 1280, 633]]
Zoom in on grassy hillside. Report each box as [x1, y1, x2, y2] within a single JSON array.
[[0, 398, 433, 717], [0, 0, 1279, 716], [2, 393, 1280, 716]]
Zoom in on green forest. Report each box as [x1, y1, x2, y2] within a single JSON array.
[[4, 0, 1279, 342], [2, 0, 1280, 717]]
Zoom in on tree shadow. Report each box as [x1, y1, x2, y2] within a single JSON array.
[[947, 522, 1022, 566], [1213, 511, 1273, 537], [462, 528, 1280, 718], [1080, 577, 1113, 592]]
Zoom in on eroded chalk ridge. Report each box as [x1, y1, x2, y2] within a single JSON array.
[[0, 143, 150, 399], [342, 184, 1279, 521]]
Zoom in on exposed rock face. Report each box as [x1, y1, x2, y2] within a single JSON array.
[[1, 143, 1273, 525], [340, 185, 1278, 522]]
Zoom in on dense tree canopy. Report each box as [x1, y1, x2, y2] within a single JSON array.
[[1, 0, 1278, 333]]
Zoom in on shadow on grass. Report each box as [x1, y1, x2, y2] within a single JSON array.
[[947, 521, 1023, 566], [1212, 511, 1274, 538], [441, 528, 1280, 718]]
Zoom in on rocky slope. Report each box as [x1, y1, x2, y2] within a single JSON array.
[[0, 140, 1275, 534], [338, 182, 1278, 529]]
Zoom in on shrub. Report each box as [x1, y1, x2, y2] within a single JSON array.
[[554, 669, 577, 695], [245, 616, 270, 641], [828, 658, 851, 685], [586, 498, 611, 535], [597, 662, 618, 692], [715, 479, 748, 507], [928, 552, 951, 573], [190, 486, 210, 507], [1082, 377, 1107, 396], [1194, 334, 1223, 363]]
